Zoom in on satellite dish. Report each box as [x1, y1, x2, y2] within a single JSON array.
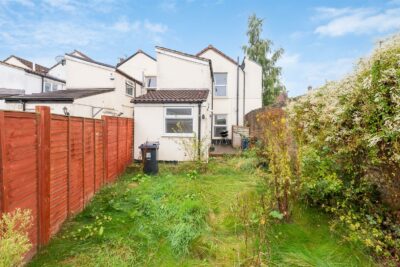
[[55, 55, 64, 63]]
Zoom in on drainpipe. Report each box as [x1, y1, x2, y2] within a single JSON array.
[[41, 76, 44, 93], [236, 57, 239, 126], [197, 103, 202, 160], [242, 60, 246, 124]]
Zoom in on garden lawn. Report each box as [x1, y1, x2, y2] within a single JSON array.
[[29, 157, 375, 266]]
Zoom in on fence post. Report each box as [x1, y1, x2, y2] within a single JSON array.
[[0, 111, 6, 215], [36, 106, 51, 246]]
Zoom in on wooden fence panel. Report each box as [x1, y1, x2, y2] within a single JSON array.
[[69, 118, 84, 215], [1, 112, 39, 254], [49, 115, 68, 236], [94, 120, 103, 191], [118, 118, 127, 173], [0, 108, 134, 259], [106, 117, 118, 182], [83, 119, 95, 204]]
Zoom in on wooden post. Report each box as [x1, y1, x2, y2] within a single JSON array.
[[0, 111, 7, 215], [36, 106, 51, 246], [82, 119, 85, 208], [67, 116, 71, 216], [102, 116, 108, 184], [116, 118, 119, 176], [93, 120, 96, 192]]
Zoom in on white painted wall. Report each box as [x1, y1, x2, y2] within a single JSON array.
[[134, 102, 211, 162], [65, 55, 115, 89], [197, 49, 243, 139], [243, 58, 262, 115], [156, 49, 212, 90], [196, 50, 262, 139], [48, 63, 66, 81], [0, 63, 41, 94], [117, 52, 156, 93]]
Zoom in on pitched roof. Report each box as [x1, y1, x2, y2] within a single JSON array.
[[0, 88, 25, 99], [34, 63, 50, 74], [71, 50, 93, 61], [0, 61, 65, 83], [115, 69, 143, 86], [4, 55, 34, 69], [66, 53, 115, 69], [196, 45, 238, 66], [132, 89, 209, 104], [5, 88, 114, 102], [116, 49, 156, 68], [155, 46, 210, 63]]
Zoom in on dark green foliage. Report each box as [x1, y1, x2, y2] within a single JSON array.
[[243, 14, 285, 106]]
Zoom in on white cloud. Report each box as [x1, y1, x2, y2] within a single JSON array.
[[281, 55, 356, 96], [42, 0, 77, 11], [144, 20, 168, 34], [278, 52, 300, 68], [314, 7, 400, 37], [112, 17, 141, 33], [159, 0, 177, 12]]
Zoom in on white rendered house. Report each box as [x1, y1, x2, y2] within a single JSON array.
[[130, 45, 262, 161], [0, 59, 66, 111], [4, 50, 142, 118]]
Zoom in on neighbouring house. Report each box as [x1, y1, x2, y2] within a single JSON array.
[[130, 45, 262, 161], [132, 46, 213, 161], [0, 59, 66, 110], [116, 49, 157, 96], [4, 55, 50, 74], [3, 50, 142, 118], [0, 60, 66, 95]]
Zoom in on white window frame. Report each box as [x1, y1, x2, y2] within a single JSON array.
[[214, 72, 227, 97], [44, 82, 51, 92], [164, 107, 194, 136], [145, 76, 157, 89], [213, 114, 228, 138], [125, 81, 134, 96], [52, 83, 58, 91]]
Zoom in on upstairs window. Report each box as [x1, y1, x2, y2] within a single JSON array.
[[165, 107, 193, 134], [126, 81, 134, 96], [214, 73, 227, 97], [145, 76, 157, 89], [52, 84, 58, 91], [44, 82, 51, 92]]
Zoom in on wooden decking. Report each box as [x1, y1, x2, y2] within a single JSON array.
[[209, 144, 240, 157]]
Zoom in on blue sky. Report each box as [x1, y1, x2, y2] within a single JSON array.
[[1, 0, 400, 96]]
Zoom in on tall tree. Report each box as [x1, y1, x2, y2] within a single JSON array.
[[243, 14, 285, 106]]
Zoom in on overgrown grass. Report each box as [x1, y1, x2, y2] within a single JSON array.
[[29, 156, 375, 266]]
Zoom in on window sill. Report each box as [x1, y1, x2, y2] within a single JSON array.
[[162, 133, 196, 138], [125, 94, 134, 98], [213, 96, 229, 99]]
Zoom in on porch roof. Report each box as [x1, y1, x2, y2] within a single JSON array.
[[131, 89, 209, 104]]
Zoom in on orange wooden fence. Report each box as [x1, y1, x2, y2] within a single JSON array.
[[0, 106, 133, 257]]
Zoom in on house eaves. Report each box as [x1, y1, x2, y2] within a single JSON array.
[[115, 69, 143, 86], [4, 88, 114, 103], [116, 49, 156, 68], [196, 45, 238, 66], [66, 53, 115, 70]]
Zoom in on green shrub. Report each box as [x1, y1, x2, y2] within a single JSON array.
[[0, 209, 32, 267], [288, 34, 400, 264]]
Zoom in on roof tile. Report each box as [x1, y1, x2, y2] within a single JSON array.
[[132, 89, 209, 103]]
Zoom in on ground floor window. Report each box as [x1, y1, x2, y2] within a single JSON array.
[[214, 114, 227, 137], [165, 107, 193, 134]]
